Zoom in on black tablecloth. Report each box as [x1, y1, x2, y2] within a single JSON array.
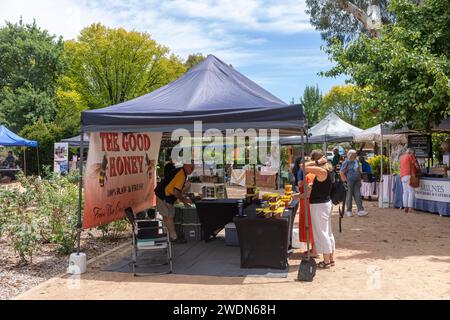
[[234, 217, 289, 269], [195, 199, 239, 241], [233, 199, 298, 269]]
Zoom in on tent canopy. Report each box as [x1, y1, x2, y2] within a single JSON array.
[[81, 55, 304, 134], [433, 117, 450, 132], [353, 123, 407, 144], [0, 125, 38, 147], [280, 113, 362, 145], [60, 133, 90, 147]]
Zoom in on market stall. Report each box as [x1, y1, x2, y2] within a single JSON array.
[[245, 168, 278, 189], [391, 118, 450, 216], [60, 133, 90, 147], [280, 112, 363, 146], [0, 125, 39, 178], [353, 123, 407, 208], [77, 55, 306, 272]]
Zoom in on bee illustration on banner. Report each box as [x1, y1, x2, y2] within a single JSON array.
[[145, 153, 156, 180], [90, 154, 108, 187]]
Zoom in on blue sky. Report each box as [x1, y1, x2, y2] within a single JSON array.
[[0, 0, 346, 102]]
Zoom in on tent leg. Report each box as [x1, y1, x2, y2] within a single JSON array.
[[36, 147, 41, 177], [379, 134, 384, 208], [301, 129, 311, 256], [77, 132, 85, 255], [23, 148, 26, 176]]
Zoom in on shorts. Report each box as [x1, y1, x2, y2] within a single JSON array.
[[156, 196, 175, 218]]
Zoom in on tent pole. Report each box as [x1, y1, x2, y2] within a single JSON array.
[[301, 127, 310, 258], [76, 131, 84, 255], [36, 146, 41, 177], [23, 148, 26, 176], [379, 133, 384, 208]]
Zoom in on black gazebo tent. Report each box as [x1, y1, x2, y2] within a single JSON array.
[[76, 55, 310, 268]]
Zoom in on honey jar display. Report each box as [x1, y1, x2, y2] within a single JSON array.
[[246, 185, 256, 195]]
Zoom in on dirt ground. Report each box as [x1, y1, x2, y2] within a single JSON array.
[[14, 188, 450, 300]]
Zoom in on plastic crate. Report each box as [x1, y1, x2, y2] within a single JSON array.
[[174, 206, 200, 224], [225, 223, 239, 246], [181, 223, 203, 242]]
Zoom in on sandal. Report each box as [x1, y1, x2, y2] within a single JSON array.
[[317, 261, 332, 269], [330, 260, 335, 267]]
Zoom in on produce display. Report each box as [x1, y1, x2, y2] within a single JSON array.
[[256, 186, 294, 218], [245, 185, 259, 203]]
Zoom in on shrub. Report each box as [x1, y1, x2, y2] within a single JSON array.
[[367, 155, 390, 180], [97, 219, 129, 239], [0, 171, 81, 261], [34, 171, 79, 254], [0, 177, 40, 263]]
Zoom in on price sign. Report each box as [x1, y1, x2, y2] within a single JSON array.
[[408, 135, 432, 158]]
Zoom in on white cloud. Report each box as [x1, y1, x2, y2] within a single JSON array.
[[0, 0, 342, 100], [0, 0, 115, 40], [0, 0, 313, 55]]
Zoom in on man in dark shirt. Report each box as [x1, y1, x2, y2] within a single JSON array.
[[163, 160, 176, 178], [2, 151, 16, 168], [163, 148, 176, 178], [331, 148, 341, 168]]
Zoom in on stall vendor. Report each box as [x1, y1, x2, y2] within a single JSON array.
[[3, 151, 15, 167], [331, 147, 341, 169], [155, 163, 194, 243]]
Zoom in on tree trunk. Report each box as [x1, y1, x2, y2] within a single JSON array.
[[339, 0, 381, 37]]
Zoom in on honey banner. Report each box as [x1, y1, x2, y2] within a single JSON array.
[[83, 132, 162, 228]]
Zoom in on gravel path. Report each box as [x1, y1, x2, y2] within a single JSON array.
[[0, 230, 129, 300]]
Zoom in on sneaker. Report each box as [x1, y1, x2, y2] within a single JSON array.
[[357, 210, 369, 217], [346, 211, 353, 217]]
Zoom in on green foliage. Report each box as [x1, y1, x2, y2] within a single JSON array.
[[65, 23, 187, 109], [54, 76, 87, 138], [97, 219, 129, 239], [300, 85, 324, 127], [0, 172, 80, 261], [184, 53, 206, 70], [321, 84, 377, 128], [0, 175, 40, 262], [306, 0, 393, 44], [0, 86, 56, 132], [20, 119, 64, 176], [323, 0, 450, 130], [432, 133, 450, 162], [0, 19, 67, 132], [34, 171, 79, 254], [367, 155, 390, 179]]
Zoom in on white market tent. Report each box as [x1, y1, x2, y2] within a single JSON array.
[[353, 123, 408, 208], [353, 123, 407, 144], [280, 113, 363, 145]]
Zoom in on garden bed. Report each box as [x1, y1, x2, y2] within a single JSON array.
[[0, 228, 130, 300]]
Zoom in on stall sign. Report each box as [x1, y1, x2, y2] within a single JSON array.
[[415, 179, 450, 203], [407, 135, 432, 158], [83, 132, 162, 228], [54, 142, 69, 175]]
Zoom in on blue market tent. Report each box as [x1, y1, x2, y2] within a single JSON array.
[[0, 125, 39, 175], [0, 125, 38, 147], [81, 55, 304, 134]]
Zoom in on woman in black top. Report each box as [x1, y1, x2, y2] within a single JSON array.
[[303, 150, 335, 269]]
